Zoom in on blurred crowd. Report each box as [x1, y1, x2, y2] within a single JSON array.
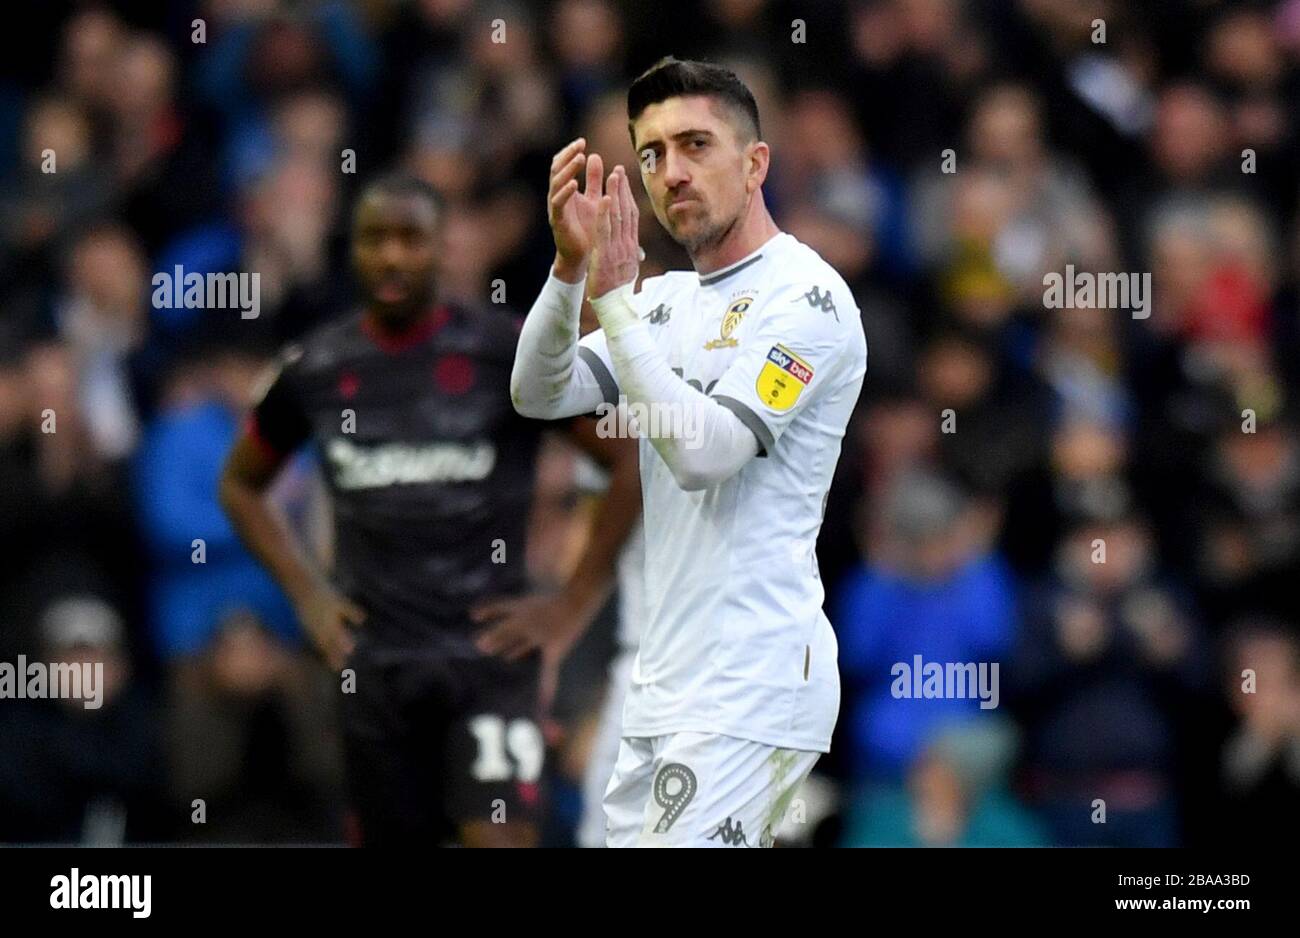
[[2, 0, 1299, 847]]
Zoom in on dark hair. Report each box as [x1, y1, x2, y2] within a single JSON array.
[[627, 56, 760, 146], [357, 172, 442, 218]]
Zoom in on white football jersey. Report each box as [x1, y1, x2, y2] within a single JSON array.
[[577, 232, 867, 752], [614, 518, 646, 649]]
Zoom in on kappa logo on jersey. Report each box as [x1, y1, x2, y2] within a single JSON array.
[[703, 295, 753, 350], [707, 817, 754, 846], [644, 303, 671, 325], [802, 285, 839, 322], [756, 344, 813, 411]]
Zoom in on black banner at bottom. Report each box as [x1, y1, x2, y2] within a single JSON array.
[[0, 846, 1283, 925]]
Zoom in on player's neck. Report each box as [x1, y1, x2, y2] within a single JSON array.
[[362, 303, 449, 353], [366, 300, 434, 332], [690, 196, 781, 277]]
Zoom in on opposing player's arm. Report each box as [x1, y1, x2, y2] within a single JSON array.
[[474, 421, 640, 663], [560, 419, 642, 618], [219, 430, 322, 606], [219, 355, 364, 669]]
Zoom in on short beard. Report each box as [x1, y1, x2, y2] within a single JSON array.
[[673, 210, 740, 258]]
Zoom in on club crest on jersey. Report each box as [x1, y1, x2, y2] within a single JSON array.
[[703, 295, 753, 350], [756, 344, 813, 412]]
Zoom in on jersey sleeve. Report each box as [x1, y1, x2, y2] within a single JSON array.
[[575, 274, 667, 408], [248, 346, 312, 458], [709, 280, 861, 456], [577, 328, 620, 408]]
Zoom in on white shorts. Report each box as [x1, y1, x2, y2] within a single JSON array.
[[602, 731, 821, 848]]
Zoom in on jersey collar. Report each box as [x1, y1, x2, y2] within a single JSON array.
[[362, 304, 451, 354], [696, 232, 787, 288]]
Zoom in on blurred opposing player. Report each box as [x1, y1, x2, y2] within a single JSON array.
[[509, 57, 867, 847], [219, 174, 639, 847]]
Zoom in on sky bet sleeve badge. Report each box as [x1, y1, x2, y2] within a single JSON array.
[[756, 344, 813, 411]]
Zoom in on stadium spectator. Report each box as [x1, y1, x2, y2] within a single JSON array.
[[843, 719, 1047, 847], [1216, 618, 1300, 847], [0, 593, 161, 843], [1011, 514, 1209, 846], [132, 345, 302, 659], [834, 469, 1017, 781]]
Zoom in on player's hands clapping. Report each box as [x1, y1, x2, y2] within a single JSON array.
[[587, 165, 641, 301], [548, 138, 604, 283]]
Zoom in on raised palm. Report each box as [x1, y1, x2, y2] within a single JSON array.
[[548, 138, 605, 269]]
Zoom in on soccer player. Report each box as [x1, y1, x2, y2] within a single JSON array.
[[218, 174, 640, 847], [510, 57, 868, 847]]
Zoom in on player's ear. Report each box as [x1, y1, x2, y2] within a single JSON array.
[[747, 140, 770, 193]]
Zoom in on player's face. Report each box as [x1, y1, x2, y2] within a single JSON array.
[[352, 192, 440, 324], [633, 95, 756, 255]]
